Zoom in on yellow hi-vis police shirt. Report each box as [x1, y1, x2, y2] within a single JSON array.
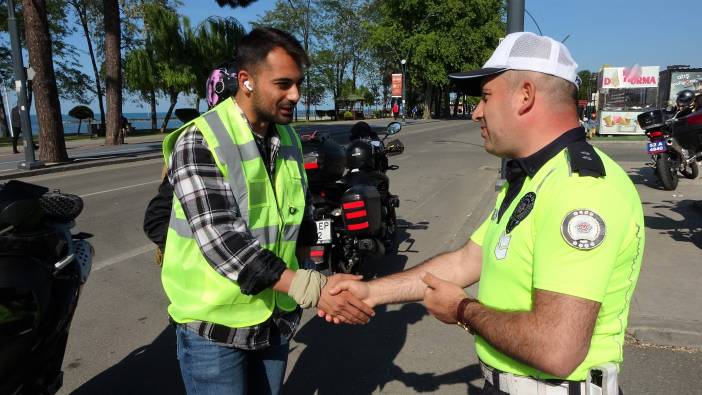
[[470, 142, 644, 381]]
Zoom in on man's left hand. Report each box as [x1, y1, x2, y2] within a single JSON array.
[[421, 272, 467, 324]]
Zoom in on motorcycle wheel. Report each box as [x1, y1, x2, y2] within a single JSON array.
[[656, 152, 679, 190], [681, 160, 699, 179], [384, 207, 398, 254]]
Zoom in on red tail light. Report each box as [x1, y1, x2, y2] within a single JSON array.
[[347, 222, 369, 231], [345, 210, 367, 219], [304, 161, 319, 170], [310, 249, 324, 257], [648, 130, 663, 138], [342, 201, 365, 210]]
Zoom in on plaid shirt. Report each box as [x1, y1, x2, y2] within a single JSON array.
[[167, 116, 311, 350]]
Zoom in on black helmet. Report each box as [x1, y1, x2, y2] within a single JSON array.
[[676, 89, 695, 109], [346, 140, 375, 170], [349, 121, 379, 141]]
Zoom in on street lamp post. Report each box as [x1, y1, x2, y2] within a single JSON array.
[[401, 59, 407, 125], [6, 0, 42, 170]]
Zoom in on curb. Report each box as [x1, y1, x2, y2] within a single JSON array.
[[0, 153, 163, 181], [628, 315, 702, 349]]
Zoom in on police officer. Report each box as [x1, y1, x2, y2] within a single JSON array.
[[161, 28, 373, 394], [320, 32, 644, 394]]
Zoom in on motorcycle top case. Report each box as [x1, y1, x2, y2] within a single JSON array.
[[341, 185, 381, 236], [672, 110, 702, 152], [637, 110, 665, 131], [302, 138, 347, 185]]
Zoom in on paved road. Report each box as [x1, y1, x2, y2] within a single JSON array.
[[11, 119, 700, 394]]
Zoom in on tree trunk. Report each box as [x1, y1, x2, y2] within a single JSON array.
[[73, 1, 106, 124], [104, 0, 122, 145], [150, 89, 157, 132], [434, 87, 441, 119], [160, 92, 177, 133], [422, 83, 432, 120], [22, 0, 68, 162], [443, 88, 450, 118]]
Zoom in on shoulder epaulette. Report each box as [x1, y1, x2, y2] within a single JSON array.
[[566, 141, 606, 178]]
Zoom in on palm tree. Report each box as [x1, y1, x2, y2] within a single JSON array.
[[189, 16, 245, 109], [144, 5, 196, 132]]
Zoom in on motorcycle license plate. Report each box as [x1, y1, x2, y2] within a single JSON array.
[[316, 220, 332, 244], [647, 140, 667, 154]]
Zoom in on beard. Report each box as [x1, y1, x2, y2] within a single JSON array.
[[252, 95, 295, 125]]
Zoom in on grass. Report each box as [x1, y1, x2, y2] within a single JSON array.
[[590, 134, 648, 141]]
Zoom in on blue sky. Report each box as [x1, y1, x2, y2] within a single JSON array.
[[12, 0, 702, 114]]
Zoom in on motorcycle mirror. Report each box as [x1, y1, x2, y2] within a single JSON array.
[[386, 122, 402, 136]]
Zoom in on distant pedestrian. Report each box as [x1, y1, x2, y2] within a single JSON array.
[[392, 101, 399, 120], [10, 106, 21, 154], [412, 105, 418, 120]]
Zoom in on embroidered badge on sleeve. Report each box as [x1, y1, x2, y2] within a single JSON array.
[[561, 209, 606, 250]]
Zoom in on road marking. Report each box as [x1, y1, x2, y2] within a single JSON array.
[[94, 244, 156, 271], [79, 180, 160, 198]]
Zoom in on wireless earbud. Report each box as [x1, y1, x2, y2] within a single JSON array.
[[244, 81, 253, 92]]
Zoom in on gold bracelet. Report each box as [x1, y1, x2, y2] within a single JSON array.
[[456, 297, 478, 335]]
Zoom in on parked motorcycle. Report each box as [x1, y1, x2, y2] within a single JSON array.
[[301, 122, 403, 275], [0, 180, 93, 395], [638, 89, 702, 190]]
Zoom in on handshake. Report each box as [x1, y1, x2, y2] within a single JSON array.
[[290, 269, 471, 326]]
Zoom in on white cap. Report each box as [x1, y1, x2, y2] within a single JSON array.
[[449, 32, 579, 95]]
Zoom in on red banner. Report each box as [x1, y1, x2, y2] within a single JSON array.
[[391, 73, 403, 98]]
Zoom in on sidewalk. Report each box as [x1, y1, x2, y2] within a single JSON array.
[[0, 133, 168, 181]]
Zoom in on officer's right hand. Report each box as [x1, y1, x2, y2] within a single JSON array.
[[317, 280, 375, 324], [317, 278, 374, 324]]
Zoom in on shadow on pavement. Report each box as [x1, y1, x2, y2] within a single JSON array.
[[71, 325, 185, 395], [396, 218, 430, 254], [285, 303, 484, 394], [627, 166, 663, 189], [643, 199, 702, 249]]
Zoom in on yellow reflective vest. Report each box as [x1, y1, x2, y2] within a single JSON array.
[[161, 97, 307, 328]]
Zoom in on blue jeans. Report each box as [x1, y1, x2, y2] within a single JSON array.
[[176, 325, 289, 395]]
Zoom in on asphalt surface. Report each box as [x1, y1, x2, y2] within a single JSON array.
[[2, 119, 700, 394]]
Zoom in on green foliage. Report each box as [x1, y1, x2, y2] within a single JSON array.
[[577, 69, 596, 101], [369, 0, 503, 88], [189, 16, 245, 100], [343, 110, 353, 120], [0, 0, 94, 102], [124, 47, 157, 98]]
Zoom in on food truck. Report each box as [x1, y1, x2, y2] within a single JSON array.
[[657, 65, 702, 108], [597, 66, 659, 135]]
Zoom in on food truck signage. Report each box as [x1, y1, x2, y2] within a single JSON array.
[[601, 66, 659, 89], [597, 66, 660, 135], [668, 71, 702, 105]]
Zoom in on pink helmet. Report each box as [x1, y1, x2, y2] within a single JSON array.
[[206, 64, 238, 108]]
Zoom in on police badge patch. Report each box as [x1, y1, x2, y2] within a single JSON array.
[[561, 209, 606, 250], [506, 192, 536, 234]]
